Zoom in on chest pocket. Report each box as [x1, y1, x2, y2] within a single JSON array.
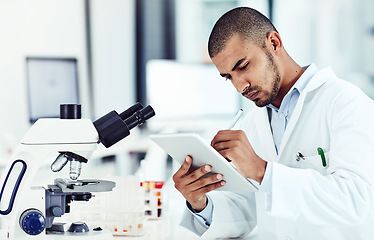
[[294, 151, 329, 175]]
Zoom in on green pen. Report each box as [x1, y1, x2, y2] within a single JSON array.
[[317, 147, 327, 167]]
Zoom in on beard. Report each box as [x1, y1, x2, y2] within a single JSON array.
[[242, 49, 281, 107]]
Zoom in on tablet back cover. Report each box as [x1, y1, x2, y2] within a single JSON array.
[[150, 133, 258, 192]]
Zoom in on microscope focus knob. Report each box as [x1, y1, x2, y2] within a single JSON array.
[[51, 206, 63, 217], [19, 209, 45, 235]]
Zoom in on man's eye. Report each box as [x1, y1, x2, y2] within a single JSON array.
[[239, 62, 249, 70]]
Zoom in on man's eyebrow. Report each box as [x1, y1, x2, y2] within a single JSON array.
[[231, 58, 246, 71], [219, 57, 247, 78]]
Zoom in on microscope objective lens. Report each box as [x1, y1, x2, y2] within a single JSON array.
[[69, 160, 82, 180], [51, 154, 69, 172]]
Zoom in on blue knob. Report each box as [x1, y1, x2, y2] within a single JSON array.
[[19, 209, 45, 235]]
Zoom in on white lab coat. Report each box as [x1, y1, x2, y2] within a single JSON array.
[[179, 66, 374, 240]]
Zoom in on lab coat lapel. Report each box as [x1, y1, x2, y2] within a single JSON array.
[[257, 107, 278, 162], [277, 68, 329, 158], [277, 93, 306, 158]]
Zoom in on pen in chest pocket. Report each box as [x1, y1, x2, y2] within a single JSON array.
[[317, 147, 327, 167], [296, 150, 326, 167]]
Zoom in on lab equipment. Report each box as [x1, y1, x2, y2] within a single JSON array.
[[150, 133, 258, 191], [0, 103, 155, 240], [141, 181, 164, 219], [66, 176, 146, 236]]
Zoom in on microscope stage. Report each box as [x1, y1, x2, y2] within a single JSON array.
[[54, 178, 116, 193]]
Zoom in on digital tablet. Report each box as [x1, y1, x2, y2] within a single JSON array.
[[150, 133, 258, 192]]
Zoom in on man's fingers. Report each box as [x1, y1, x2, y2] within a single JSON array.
[[173, 155, 193, 180], [183, 178, 226, 209], [187, 164, 212, 182], [171, 155, 226, 211], [211, 130, 245, 146], [193, 180, 226, 196], [174, 164, 213, 191], [173, 155, 210, 185], [187, 173, 224, 191]]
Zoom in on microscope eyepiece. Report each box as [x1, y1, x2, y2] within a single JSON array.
[[119, 102, 143, 120], [93, 103, 156, 148], [124, 105, 155, 130]]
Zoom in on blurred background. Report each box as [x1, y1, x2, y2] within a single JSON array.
[[0, 0, 373, 145], [0, 0, 373, 238]]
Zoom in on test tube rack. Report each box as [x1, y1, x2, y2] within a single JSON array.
[[141, 181, 164, 220]]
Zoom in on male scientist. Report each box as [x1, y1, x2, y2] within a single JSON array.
[[172, 6, 374, 240]]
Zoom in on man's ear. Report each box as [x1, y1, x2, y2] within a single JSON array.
[[267, 31, 282, 53]]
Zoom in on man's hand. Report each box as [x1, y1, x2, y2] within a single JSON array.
[[172, 155, 226, 211], [211, 130, 267, 183]]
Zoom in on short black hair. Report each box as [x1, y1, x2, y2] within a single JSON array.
[[208, 7, 278, 58]]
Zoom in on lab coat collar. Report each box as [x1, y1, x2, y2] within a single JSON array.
[[266, 63, 316, 112], [300, 64, 333, 93]]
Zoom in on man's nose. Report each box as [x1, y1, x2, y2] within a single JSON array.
[[232, 77, 250, 94]]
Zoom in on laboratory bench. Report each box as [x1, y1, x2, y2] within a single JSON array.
[[113, 218, 200, 240]]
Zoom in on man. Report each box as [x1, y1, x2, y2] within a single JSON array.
[[172, 7, 374, 240]]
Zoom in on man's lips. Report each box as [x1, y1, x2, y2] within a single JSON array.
[[245, 91, 259, 101]]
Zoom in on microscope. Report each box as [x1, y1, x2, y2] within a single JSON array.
[[0, 103, 155, 240]]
